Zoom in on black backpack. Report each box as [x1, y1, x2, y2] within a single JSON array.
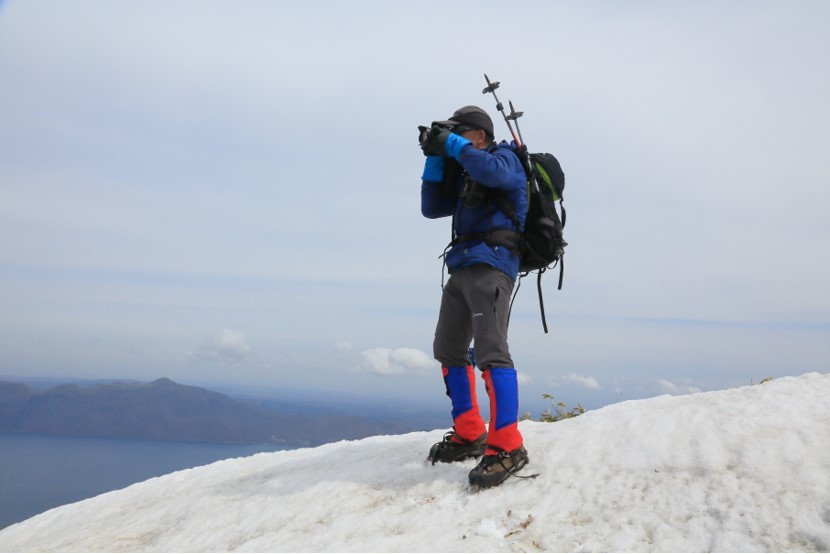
[[488, 145, 567, 333], [518, 149, 567, 274]]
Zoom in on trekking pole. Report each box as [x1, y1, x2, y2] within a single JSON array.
[[483, 74, 521, 147], [483, 75, 540, 196], [507, 100, 525, 146]]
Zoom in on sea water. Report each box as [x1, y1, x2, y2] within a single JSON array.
[[0, 432, 298, 529]]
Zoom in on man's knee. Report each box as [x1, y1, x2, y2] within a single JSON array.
[[470, 331, 513, 370], [433, 344, 470, 368]]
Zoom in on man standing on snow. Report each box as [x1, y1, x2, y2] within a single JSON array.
[[419, 105, 530, 489]]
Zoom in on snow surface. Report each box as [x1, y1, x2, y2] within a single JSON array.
[[1, 373, 829, 553]]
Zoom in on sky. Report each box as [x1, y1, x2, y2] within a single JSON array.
[[1, 373, 828, 550], [0, 0, 828, 412]]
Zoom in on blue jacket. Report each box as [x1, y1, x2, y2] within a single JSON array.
[[421, 141, 528, 280]]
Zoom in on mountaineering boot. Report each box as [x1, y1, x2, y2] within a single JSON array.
[[468, 445, 530, 489], [441, 365, 486, 441], [428, 365, 487, 464], [428, 430, 487, 464]]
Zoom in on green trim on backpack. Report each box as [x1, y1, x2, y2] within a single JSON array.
[[533, 160, 561, 202]]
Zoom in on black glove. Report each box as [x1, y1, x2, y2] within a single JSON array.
[[418, 125, 452, 157]]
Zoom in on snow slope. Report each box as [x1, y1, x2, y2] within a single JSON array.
[[1, 373, 829, 552]]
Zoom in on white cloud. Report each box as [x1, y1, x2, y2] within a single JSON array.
[[657, 379, 679, 394], [558, 373, 601, 390], [188, 329, 251, 363], [357, 347, 436, 376], [517, 372, 533, 385], [657, 379, 702, 395], [334, 341, 353, 353]]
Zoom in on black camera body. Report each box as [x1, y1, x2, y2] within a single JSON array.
[[418, 123, 453, 150]]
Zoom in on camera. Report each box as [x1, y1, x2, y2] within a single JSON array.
[[418, 123, 453, 149], [417, 125, 432, 148]]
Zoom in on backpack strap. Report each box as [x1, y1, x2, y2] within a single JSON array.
[[447, 174, 523, 255], [447, 226, 522, 255], [478, 189, 523, 253], [537, 269, 549, 333], [505, 268, 552, 334]]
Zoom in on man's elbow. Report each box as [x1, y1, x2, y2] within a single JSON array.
[[421, 205, 442, 219]]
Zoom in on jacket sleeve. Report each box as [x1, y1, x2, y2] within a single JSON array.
[[421, 179, 455, 219], [457, 145, 525, 191]]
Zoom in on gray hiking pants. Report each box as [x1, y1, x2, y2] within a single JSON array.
[[433, 264, 515, 370]]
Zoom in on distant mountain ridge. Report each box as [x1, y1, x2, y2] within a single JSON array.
[[0, 378, 398, 445]]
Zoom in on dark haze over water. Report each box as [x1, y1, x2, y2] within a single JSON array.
[[0, 432, 297, 529]]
